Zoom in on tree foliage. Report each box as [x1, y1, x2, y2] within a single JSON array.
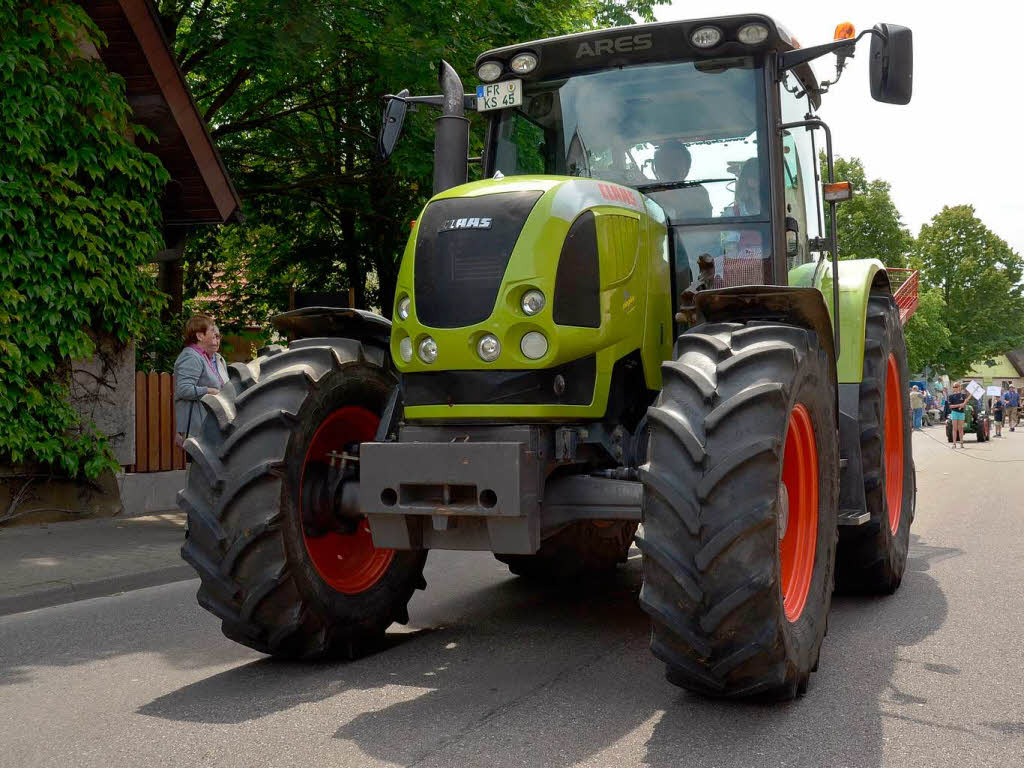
[[154, 0, 667, 328], [0, 0, 169, 477], [829, 156, 913, 267], [903, 286, 950, 374], [914, 205, 1024, 378]]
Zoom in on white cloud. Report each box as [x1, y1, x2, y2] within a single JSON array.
[[657, 1, 1024, 254]]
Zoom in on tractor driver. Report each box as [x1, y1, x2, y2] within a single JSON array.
[[652, 140, 718, 287], [651, 140, 712, 221]]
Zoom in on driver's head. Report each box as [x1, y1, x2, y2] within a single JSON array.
[[653, 140, 692, 181]]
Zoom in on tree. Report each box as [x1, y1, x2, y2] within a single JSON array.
[[903, 287, 950, 374], [914, 205, 1024, 378], [828, 156, 914, 267], [151, 0, 668, 334]]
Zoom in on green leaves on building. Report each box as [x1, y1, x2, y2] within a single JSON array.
[[0, 1, 169, 476]]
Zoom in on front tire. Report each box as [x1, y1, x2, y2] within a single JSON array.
[[638, 321, 838, 700], [179, 339, 427, 659]]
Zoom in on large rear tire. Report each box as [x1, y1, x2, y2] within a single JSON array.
[[495, 521, 637, 580], [638, 321, 838, 700], [835, 292, 915, 594], [179, 339, 427, 659]]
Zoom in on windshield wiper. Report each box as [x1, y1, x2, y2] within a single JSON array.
[[634, 178, 733, 193]]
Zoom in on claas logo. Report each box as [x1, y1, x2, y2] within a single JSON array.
[[439, 217, 493, 232]]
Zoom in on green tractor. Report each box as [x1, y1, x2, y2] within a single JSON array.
[[180, 15, 917, 700], [946, 399, 990, 442]]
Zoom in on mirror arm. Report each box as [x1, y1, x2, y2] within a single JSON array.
[[381, 93, 477, 112], [779, 28, 882, 72]]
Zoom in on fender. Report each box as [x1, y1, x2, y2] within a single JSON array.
[[695, 284, 839, 428], [791, 258, 892, 385], [272, 307, 391, 351], [695, 284, 837, 370]]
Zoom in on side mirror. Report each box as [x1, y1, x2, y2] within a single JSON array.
[[869, 23, 913, 105], [378, 89, 409, 161], [785, 216, 800, 258]]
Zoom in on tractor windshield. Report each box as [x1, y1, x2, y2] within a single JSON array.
[[491, 57, 772, 288]]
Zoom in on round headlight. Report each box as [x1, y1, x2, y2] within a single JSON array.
[[520, 331, 548, 360], [477, 61, 502, 82], [690, 26, 722, 48], [521, 289, 545, 316], [398, 336, 413, 363], [397, 295, 411, 320], [477, 334, 501, 363], [738, 23, 769, 45], [418, 337, 438, 364], [509, 52, 538, 74]]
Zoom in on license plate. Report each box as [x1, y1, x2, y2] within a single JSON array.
[[476, 80, 522, 112]]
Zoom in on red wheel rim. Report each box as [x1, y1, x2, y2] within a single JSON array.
[[883, 354, 904, 534], [780, 404, 818, 623], [300, 406, 394, 594]]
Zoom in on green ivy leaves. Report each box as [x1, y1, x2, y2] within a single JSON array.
[[0, 0, 169, 477]]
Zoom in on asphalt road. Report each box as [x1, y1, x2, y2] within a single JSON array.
[[3, 428, 1024, 768]]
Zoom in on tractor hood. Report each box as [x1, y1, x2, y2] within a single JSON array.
[[407, 175, 657, 329], [389, 175, 672, 421]]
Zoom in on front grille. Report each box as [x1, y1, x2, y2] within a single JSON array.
[[414, 191, 543, 328], [404, 355, 597, 407]]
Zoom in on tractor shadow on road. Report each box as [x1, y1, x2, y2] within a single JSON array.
[[641, 534, 959, 768], [136, 537, 959, 767]]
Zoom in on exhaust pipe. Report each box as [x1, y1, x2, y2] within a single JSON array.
[[433, 60, 470, 194]]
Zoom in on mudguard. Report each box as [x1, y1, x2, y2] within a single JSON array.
[[272, 307, 391, 349], [790, 258, 892, 384], [695, 284, 839, 428]]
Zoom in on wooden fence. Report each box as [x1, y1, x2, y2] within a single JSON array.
[[130, 372, 186, 472]]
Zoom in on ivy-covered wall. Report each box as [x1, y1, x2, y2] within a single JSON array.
[[0, 0, 169, 478]]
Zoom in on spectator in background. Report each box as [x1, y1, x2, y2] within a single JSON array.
[[173, 314, 223, 446], [993, 396, 1004, 437], [1004, 384, 1020, 432], [948, 382, 969, 448], [909, 385, 925, 431]]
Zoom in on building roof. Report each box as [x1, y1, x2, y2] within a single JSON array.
[[965, 355, 1023, 381], [79, 0, 241, 227], [1006, 347, 1024, 376]]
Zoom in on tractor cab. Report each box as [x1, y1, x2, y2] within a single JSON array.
[[381, 15, 912, 322]]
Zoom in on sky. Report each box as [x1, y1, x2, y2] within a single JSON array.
[[656, 1, 1024, 255]]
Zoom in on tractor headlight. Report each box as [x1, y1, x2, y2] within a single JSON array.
[[477, 334, 501, 362], [690, 26, 722, 48], [477, 61, 502, 82], [521, 289, 545, 316], [398, 336, 413, 363], [509, 52, 538, 74], [520, 331, 548, 360], [737, 23, 770, 45], [418, 336, 438, 364], [397, 295, 411, 320]]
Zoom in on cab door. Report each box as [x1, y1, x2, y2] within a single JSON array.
[[778, 70, 824, 278]]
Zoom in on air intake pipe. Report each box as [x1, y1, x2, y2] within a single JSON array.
[[433, 60, 470, 195]]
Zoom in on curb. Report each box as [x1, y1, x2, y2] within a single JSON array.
[[0, 564, 197, 618]]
